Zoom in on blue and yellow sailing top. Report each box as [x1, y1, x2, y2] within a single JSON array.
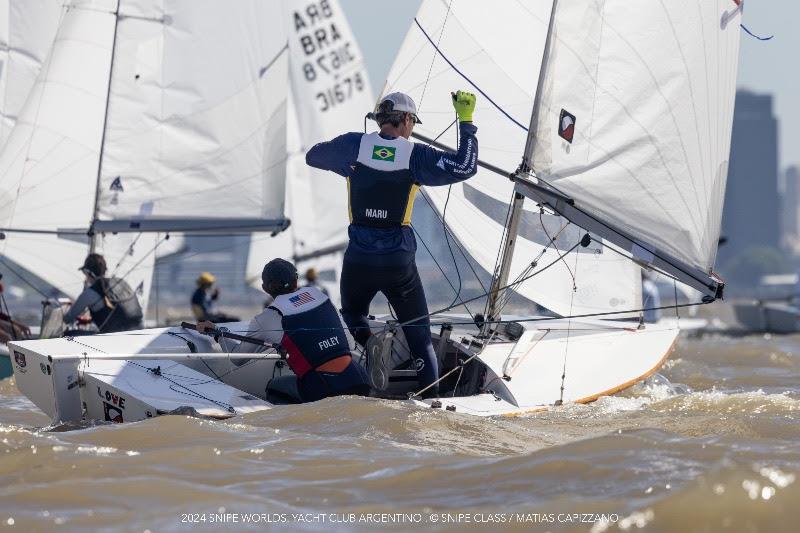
[[305, 122, 478, 265]]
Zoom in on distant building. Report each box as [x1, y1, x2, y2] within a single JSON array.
[[781, 166, 800, 253], [719, 90, 780, 267]]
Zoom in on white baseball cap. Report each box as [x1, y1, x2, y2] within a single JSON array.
[[375, 92, 421, 124]]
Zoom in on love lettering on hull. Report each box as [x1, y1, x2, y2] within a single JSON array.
[[293, 0, 366, 112], [97, 386, 126, 409]]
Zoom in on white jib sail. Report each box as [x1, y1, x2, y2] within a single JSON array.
[[0, 0, 66, 148], [527, 0, 742, 285], [382, 0, 641, 317], [94, 0, 290, 233], [246, 0, 374, 294], [0, 1, 116, 298], [0, 0, 155, 305]]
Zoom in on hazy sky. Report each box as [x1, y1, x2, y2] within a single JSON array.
[[340, 0, 798, 171]]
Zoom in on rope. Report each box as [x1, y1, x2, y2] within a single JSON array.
[[414, 18, 528, 131], [128, 360, 235, 413], [65, 334, 236, 413], [740, 24, 773, 41], [411, 224, 474, 317]]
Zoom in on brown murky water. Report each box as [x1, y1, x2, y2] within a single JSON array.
[[1, 334, 799, 532]]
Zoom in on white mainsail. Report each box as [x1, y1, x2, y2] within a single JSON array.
[[0, 0, 290, 307], [525, 0, 742, 297], [245, 0, 374, 293], [382, 0, 641, 317], [0, 1, 150, 299], [93, 0, 289, 234], [0, 0, 65, 148]]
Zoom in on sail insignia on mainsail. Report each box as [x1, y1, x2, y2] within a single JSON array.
[[515, 0, 742, 299]]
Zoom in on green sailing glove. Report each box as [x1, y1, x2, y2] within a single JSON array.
[[451, 90, 476, 122]]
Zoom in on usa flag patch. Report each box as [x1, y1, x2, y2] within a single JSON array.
[[289, 292, 315, 307]]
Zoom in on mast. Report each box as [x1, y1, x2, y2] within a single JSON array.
[[89, 0, 122, 253], [482, 0, 559, 330]]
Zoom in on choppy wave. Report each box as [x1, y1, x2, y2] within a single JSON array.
[[0, 335, 799, 531]]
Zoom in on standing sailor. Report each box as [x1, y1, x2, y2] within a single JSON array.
[[305, 90, 478, 397], [198, 259, 369, 403], [63, 254, 144, 333]]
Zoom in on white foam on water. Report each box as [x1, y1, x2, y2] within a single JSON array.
[[650, 389, 800, 415]]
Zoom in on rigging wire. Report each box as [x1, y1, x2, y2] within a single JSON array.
[[673, 277, 681, 326], [414, 18, 528, 131], [0, 257, 51, 299], [411, 224, 474, 317], [417, 0, 454, 109], [539, 210, 576, 291], [418, 190, 487, 293], [557, 244, 580, 405]]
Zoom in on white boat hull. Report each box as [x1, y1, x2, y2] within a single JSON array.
[[8, 318, 680, 422]]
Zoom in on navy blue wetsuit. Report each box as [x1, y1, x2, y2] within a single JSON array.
[[305, 122, 478, 391]]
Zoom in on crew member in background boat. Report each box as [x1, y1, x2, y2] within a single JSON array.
[[191, 272, 239, 323], [62, 254, 144, 334], [303, 267, 329, 296], [642, 271, 661, 324], [197, 258, 370, 403], [305, 90, 478, 398], [0, 276, 31, 342]]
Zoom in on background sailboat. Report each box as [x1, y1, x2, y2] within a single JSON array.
[[245, 0, 374, 303], [0, 0, 294, 326]]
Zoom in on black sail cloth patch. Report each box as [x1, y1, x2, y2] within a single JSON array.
[[558, 109, 576, 143]]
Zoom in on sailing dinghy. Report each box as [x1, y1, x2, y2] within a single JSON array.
[[9, 0, 742, 422]]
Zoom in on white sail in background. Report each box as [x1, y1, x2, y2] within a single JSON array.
[[382, 0, 641, 317], [94, 0, 290, 234], [527, 0, 742, 292], [0, 0, 65, 148], [246, 0, 374, 295], [0, 1, 159, 303], [0, 1, 116, 297]]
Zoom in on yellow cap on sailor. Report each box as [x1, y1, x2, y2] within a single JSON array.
[[197, 272, 216, 285]]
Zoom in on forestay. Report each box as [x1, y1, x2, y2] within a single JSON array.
[[246, 0, 374, 291], [526, 0, 742, 295], [93, 0, 290, 234], [382, 0, 641, 317]]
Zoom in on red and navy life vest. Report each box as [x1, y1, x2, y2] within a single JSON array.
[[348, 132, 419, 228], [268, 286, 350, 379]]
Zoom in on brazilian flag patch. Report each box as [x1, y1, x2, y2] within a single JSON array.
[[372, 145, 396, 162]]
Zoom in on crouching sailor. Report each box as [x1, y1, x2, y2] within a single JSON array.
[[200, 259, 370, 403], [63, 253, 144, 334], [305, 90, 479, 397]]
